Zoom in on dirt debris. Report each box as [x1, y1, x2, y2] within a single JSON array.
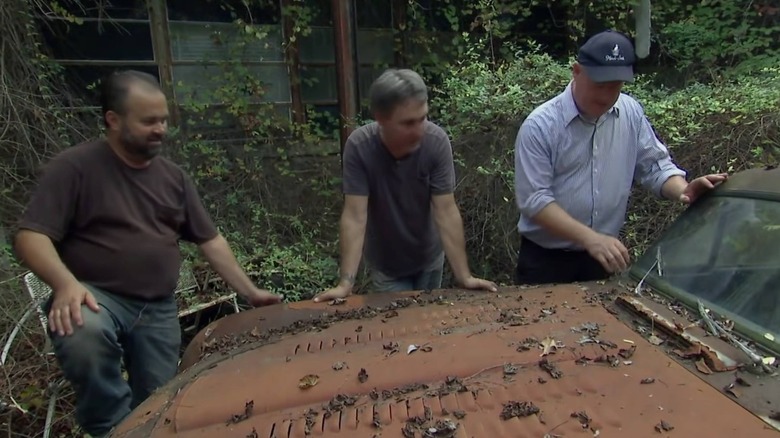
[[201, 294, 451, 358], [402, 417, 459, 438], [226, 400, 254, 425], [571, 322, 602, 337], [436, 376, 468, 395], [571, 411, 592, 428], [500, 401, 540, 420], [503, 363, 519, 376], [328, 298, 347, 306], [322, 394, 359, 418], [369, 383, 430, 402], [383, 341, 400, 356], [618, 345, 637, 359], [303, 408, 318, 435], [655, 420, 674, 432], [516, 336, 539, 352], [641, 377, 656, 384], [358, 368, 369, 383], [498, 308, 529, 326], [332, 361, 347, 371], [246, 427, 258, 438], [538, 358, 563, 379]]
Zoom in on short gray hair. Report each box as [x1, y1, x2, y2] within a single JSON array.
[[369, 69, 428, 116]]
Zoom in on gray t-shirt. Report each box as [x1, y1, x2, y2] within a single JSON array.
[[342, 121, 456, 278]]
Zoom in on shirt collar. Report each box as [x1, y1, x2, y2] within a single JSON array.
[[561, 81, 621, 126]]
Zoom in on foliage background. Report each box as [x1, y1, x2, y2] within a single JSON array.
[[1, 0, 779, 436]]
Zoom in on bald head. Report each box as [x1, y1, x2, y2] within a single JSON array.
[[100, 70, 163, 128]]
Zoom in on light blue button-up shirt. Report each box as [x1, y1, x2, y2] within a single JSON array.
[[514, 82, 686, 250]]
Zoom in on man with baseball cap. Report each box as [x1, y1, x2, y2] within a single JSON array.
[[512, 30, 727, 285]]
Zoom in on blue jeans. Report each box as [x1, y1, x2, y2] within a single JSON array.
[[43, 284, 181, 437], [370, 252, 445, 292]]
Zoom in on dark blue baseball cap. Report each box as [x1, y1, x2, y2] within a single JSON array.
[[577, 30, 636, 83]]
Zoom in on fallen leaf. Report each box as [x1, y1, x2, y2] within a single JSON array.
[[618, 345, 637, 359], [250, 326, 262, 338], [648, 335, 664, 346], [540, 337, 558, 356], [358, 368, 368, 383], [332, 362, 346, 371], [695, 359, 713, 375], [298, 374, 319, 390]]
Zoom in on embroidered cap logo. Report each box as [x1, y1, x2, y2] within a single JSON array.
[[605, 44, 625, 62]]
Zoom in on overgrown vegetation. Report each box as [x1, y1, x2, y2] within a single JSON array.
[[1, 0, 779, 436]]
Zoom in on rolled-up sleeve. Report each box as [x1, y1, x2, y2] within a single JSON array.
[[514, 119, 556, 218], [633, 114, 686, 197]]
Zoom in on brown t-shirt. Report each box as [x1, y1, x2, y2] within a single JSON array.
[[342, 121, 456, 278], [17, 139, 219, 301]]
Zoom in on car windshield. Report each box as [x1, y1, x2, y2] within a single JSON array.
[[633, 195, 780, 347]]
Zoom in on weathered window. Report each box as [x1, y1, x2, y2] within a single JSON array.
[[634, 195, 780, 348]]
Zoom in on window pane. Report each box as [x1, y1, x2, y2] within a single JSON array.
[[300, 66, 337, 102], [56, 0, 148, 19], [356, 0, 391, 28], [635, 196, 780, 337], [41, 20, 153, 60], [173, 64, 291, 104], [166, 0, 280, 24], [299, 27, 335, 63], [169, 22, 284, 62], [357, 65, 387, 106], [60, 64, 160, 102], [356, 29, 394, 64]]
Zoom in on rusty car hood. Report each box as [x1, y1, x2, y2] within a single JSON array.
[[112, 284, 780, 437]]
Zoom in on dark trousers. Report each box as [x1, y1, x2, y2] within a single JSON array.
[[514, 237, 609, 285]]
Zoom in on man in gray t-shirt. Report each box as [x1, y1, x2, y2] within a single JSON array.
[[313, 69, 496, 302]]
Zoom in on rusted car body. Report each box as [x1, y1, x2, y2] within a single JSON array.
[[112, 166, 780, 437]]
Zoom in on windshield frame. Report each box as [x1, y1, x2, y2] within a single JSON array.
[[628, 189, 780, 357]]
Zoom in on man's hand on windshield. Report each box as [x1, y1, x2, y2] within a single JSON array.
[[583, 233, 630, 274], [680, 173, 729, 204], [49, 282, 100, 336]]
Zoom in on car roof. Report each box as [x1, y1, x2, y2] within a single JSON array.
[[715, 165, 780, 199], [111, 284, 780, 438]]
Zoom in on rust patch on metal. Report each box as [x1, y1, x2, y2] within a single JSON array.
[[112, 285, 779, 438]]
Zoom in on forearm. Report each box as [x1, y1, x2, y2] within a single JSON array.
[[660, 175, 688, 201], [336, 212, 366, 289], [434, 204, 471, 284], [532, 202, 599, 247], [198, 234, 256, 297], [14, 230, 79, 291]]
